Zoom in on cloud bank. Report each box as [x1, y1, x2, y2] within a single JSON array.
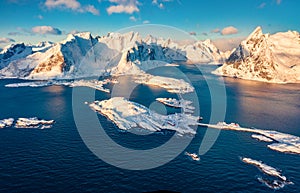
[[221, 26, 238, 35], [0, 37, 15, 44], [31, 26, 62, 35], [107, 0, 139, 15], [45, 0, 99, 15]]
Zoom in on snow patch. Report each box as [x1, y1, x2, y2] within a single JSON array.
[[251, 134, 273, 142], [156, 98, 195, 114]]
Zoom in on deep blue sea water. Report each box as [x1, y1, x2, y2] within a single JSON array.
[[0, 64, 300, 192]]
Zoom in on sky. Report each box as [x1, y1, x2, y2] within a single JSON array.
[[0, 0, 299, 50]]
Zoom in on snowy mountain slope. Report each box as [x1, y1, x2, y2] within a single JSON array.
[[0, 31, 225, 79], [111, 34, 225, 75], [213, 27, 300, 83], [0, 43, 33, 69], [0, 41, 55, 71], [182, 39, 224, 64], [31, 41, 54, 52], [111, 38, 188, 75], [0, 32, 101, 79]]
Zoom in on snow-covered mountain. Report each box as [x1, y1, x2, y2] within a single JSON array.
[[0, 43, 33, 69], [0, 31, 225, 79], [213, 27, 300, 83], [31, 41, 54, 52]]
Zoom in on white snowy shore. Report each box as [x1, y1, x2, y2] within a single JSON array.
[[251, 134, 273, 142], [199, 122, 300, 155], [156, 98, 195, 114], [89, 97, 201, 136], [4, 73, 194, 94], [5, 79, 116, 93]]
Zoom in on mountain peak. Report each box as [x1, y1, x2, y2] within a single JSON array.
[[64, 32, 93, 43], [73, 32, 92, 40], [203, 39, 212, 45], [247, 26, 263, 41]]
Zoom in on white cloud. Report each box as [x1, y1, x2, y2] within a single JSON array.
[[221, 26, 238, 35], [84, 5, 100, 15], [8, 27, 31, 36], [69, 30, 81, 34], [45, 0, 100, 15], [143, 20, 150, 24], [152, 0, 173, 9], [37, 14, 43, 19], [211, 28, 220, 33], [212, 36, 245, 52], [276, 0, 282, 5], [129, 16, 137, 21], [45, 0, 81, 10], [109, 0, 128, 3], [107, 0, 139, 15], [258, 2, 266, 9], [107, 4, 139, 14], [152, 0, 158, 4], [31, 26, 62, 35], [0, 37, 15, 44], [158, 3, 164, 9], [8, 32, 22, 36]]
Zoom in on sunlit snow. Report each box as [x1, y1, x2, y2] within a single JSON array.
[[89, 97, 201, 136], [199, 122, 300, 155]]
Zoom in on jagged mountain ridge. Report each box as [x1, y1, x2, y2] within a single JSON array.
[[0, 31, 225, 79], [213, 26, 300, 83]]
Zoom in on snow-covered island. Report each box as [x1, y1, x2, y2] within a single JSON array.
[[242, 157, 287, 181], [134, 73, 194, 94], [89, 97, 201, 136], [199, 122, 300, 155], [0, 118, 14, 128], [242, 157, 293, 190], [0, 117, 54, 129], [15, 117, 54, 129], [213, 26, 300, 83]]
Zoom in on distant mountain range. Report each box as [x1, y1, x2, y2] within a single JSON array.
[[1, 27, 299, 83], [213, 26, 300, 83], [0, 31, 225, 79]]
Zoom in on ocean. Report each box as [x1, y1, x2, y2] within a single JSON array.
[[0, 64, 300, 192]]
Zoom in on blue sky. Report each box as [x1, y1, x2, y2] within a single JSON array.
[[0, 0, 299, 49]]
